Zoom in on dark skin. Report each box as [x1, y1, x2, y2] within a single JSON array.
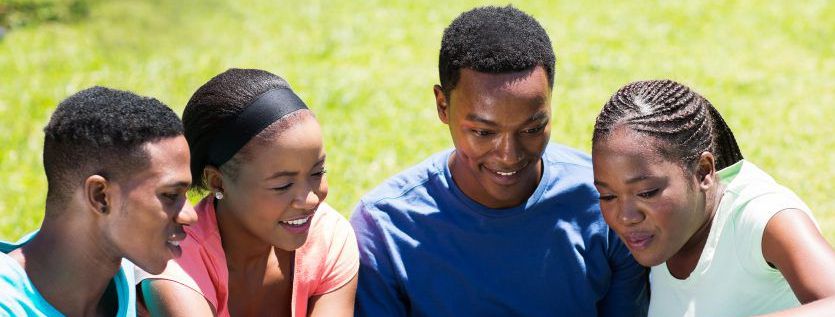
[[9, 136, 195, 317], [142, 114, 357, 317], [434, 66, 552, 209], [592, 126, 835, 316]]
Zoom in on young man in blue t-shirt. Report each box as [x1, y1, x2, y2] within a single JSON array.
[[0, 87, 197, 316], [350, 6, 649, 316]]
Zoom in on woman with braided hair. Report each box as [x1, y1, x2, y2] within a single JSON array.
[[591, 79, 835, 316]]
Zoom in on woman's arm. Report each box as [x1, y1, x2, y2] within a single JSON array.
[[758, 209, 835, 317], [307, 273, 358, 317], [141, 279, 216, 317]]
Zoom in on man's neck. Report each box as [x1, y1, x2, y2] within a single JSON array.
[[13, 214, 122, 316]]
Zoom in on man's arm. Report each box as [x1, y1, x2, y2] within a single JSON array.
[[597, 229, 649, 317], [350, 202, 409, 317]]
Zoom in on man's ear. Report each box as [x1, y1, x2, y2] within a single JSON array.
[[695, 152, 717, 191], [84, 175, 111, 214], [434, 85, 450, 124]]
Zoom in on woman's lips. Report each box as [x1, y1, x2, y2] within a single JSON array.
[[624, 232, 654, 250], [278, 213, 315, 234]]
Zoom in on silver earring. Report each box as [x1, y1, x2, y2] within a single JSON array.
[[214, 191, 224, 200]]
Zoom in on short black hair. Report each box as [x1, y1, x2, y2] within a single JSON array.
[[592, 80, 743, 172], [439, 5, 556, 97], [183, 68, 311, 190], [43, 86, 184, 203]]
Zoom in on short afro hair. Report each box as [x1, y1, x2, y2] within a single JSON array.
[[43, 86, 184, 203], [439, 5, 556, 97]]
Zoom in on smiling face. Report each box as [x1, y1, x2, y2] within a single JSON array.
[[217, 113, 327, 251], [592, 126, 712, 267], [106, 135, 196, 274], [435, 66, 551, 209]]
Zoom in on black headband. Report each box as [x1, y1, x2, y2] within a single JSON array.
[[206, 87, 308, 167]]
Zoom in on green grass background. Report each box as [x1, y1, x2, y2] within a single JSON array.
[[1, 0, 833, 244]]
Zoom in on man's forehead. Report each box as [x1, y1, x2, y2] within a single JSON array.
[[128, 136, 190, 182]]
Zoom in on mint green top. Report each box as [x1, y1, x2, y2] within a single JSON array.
[[648, 160, 814, 317], [0, 232, 137, 317]]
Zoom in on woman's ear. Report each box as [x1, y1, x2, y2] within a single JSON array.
[[203, 166, 224, 192], [84, 175, 111, 214], [695, 151, 717, 191]]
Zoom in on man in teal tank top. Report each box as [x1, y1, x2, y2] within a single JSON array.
[[0, 87, 197, 316]]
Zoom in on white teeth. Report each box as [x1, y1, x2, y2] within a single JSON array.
[[496, 170, 517, 176], [167, 240, 180, 247], [281, 217, 310, 226]]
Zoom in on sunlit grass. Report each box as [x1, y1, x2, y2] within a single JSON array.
[[1, 0, 833, 244]]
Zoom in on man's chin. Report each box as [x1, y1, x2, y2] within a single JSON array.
[[138, 261, 168, 275], [131, 254, 170, 275]]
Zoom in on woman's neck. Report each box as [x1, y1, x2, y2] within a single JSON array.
[[667, 182, 726, 279], [215, 201, 280, 269]]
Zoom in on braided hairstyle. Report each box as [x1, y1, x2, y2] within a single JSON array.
[[592, 79, 743, 172]]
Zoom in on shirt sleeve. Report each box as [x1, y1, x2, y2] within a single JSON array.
[[0, 295, 27, 316], [597, 228, 649, 317], [350, 201, 409, 317], [735, 189, 817, 275], [312, 211, 360, 295]]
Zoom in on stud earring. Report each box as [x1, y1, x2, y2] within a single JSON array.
[[214, 190, 224, 200]]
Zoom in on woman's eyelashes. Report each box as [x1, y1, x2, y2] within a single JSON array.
[[270, 169, 327, 191], [271, 183, 293, 192], [597, 187, 659, 202], [637, 188, 660, 198], [598, 193, 616, 202]]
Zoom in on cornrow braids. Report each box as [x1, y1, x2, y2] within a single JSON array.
[[592, 79, 743, 171]]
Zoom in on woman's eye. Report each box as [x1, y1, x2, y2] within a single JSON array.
[[637, 188, 659, 198], [272, 183, 293, 191], [312, 169, 327, 177], [599, 194, 616, 202]]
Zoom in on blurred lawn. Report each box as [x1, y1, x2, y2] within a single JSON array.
[[1, 0, 833, 244]]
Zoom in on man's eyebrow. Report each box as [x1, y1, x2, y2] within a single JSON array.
[[162, 181, 191, 189], [465, 113, 497, 126], [528, 111, 548, 123]]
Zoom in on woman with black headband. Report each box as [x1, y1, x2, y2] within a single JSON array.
[[137, 68, 359, 316]]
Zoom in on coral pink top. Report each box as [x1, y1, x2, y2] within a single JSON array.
[[141, 196, 359, 317]]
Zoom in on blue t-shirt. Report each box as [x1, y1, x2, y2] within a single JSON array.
[[0, 232, 137, 317], [350, 144, 648, 317]]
